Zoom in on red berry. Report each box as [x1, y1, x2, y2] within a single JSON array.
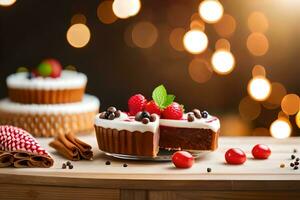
[[128, 94, 147, 116], [47, 59, 62, 78], [172, 151, 194, 168], [225, 148, 246, 165], [252, 144, 271, 159], [144, 100, 161, 115], [162, 102, 183, 120]]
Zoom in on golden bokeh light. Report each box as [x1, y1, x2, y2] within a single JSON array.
[[281, 94, 300, 115], [295, 111, 300, 128], [183, 30, 208, 54], [124, 24, 135, 48], [213, 14, 236, 38], [247, 76, 271, 101], [71, 14, 87, 25], [252, 65, 266, 77], [247, 32, 269, 56], [190, 20, 205, 31], [278, 111, 289, 121], [248, 11, 269, 33], [169, 28, 185, 51], [199, 0, 224, 23], [239, 96, 261, 121], [190, 12, 202, 22], [66, 23, 91, 48], [215, 38, 230, 51], [112, 0, 141, 19], [132, 22, 158, 48], [188, 58, 213, 83], [220, 114, 251, 136], [97, 0, 118, 24], [270, 119, 292, 139], [263, 82, 287, 109], [0, 0, 16, 6], [252, 127, 270, 136], [211, 50, 235, 75]]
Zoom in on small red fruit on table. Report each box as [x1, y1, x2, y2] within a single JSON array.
[[252, 144, 271, 159], [172, 151, 194, 168], [225, 148, 246, 165]]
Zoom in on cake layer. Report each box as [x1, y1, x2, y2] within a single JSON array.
[[7, 71, 87, 104], [0, 95, 100, 137], [95, 126, 159, 157], [159, 126, 219, 150]]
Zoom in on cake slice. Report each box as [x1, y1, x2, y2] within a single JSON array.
[[94, 108, 160, 157], [159, 110, 220, 151]]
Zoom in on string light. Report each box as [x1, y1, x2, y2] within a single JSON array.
[[270, 119, 292, 139], [247, 76, 271, 101], [0, 0, 16, 6], [211, 50, 235, 75], [66, 23, 91, 48], [199, 0, 224, 23], [183, 30, 208, 54], [112, 0, 141, 19]]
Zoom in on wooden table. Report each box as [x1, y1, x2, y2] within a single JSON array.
[[0, 136, 300, 200]]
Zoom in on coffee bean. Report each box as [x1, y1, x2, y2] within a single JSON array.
[[135, 111, 143, 121], [207, 168, 212, 173], [187, 113, 195, 122], [290, 163, 295, 167], [294, 166, 299, 170], [66, 161, 71, 166], [291, 155, 296, 159], [142, 118, 150, 124], [296, 158, 299, 162], [69, 165, 74, 169], [201, 111, 208, 118], [107, 106, 117, 113], [108, 113, 115, 120], [295, 161, 299, 166], [280, 163, 285, 168], [141, 111, 150, 119], [62, 163, 67, 169], [105, 161, 111, 165], [115, 110, 121, 118], [193, 109, 201, 119], [99, 112, 106, 119], [150, 114, 157, 122], [123, 163, 128, 167]]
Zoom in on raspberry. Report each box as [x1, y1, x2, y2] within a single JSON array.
[[162, 102, 183, 120], [144, 100, 161, 115], [128, 94, 147, 116]]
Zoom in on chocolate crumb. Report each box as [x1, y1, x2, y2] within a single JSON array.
[[280, 163, 285, 168], [66, 161, 71, 166], [105, 161, 111, 165], [294, 166, 299, 170], [291, 155, 296, 160], [290, 163, 295, 167], [123, 163, 128, 167], [293, 149, 298, 153], [62, 163, 67, 169], [296, 158, 300, 162], [295, 161, 299, 166], [69, 165, 74, 169], [207, 168, 212, 173]]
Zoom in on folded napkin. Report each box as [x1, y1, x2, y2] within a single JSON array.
[[49, 132, 93, 161], [0, 125, 54, 168]]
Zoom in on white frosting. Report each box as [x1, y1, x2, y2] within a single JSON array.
[[94, 113, 160, 133], [6, 70, 87, 90], [159, 113, 220, 132], [0, 95, 100, 115]]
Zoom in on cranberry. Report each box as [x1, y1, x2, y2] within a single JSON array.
[[172, 151, 194, 168], [225, 148, 246, 165], [252, 144, 271, 159]]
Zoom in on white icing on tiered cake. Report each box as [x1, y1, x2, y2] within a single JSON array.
[[0, 95, 99, 114], [94, 112, 220, 133], [94, 113, 160, 133], [159, 113, 220, 132], [6, 70, 87, 90]]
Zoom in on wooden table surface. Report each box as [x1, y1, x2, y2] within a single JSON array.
[[1, 135, 300, 200]]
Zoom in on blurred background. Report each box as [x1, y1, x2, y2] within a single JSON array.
[[0, 0, 300, 138]]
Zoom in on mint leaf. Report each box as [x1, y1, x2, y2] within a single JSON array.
[[163, 94, 175, 108], [152, 85, 167, 108]]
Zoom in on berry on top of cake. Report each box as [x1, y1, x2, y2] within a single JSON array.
[[7, 59, 87, 104]]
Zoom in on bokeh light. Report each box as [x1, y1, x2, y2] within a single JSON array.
[[97, 0, 118, 24], [66, 23, 91, 48], [215, 38, 230, 51], [281, 94, 300, 115], [247, 76, 271, 101], [263, 82, 287, 109], [132, 22, 158, 48], [247, 32, 269, 56], [239, 96, 261, 121], [188, 58, 213, 83], [0, 0, 16, 7], [199, 0, 224, 23], [252, 65, 266, 77], [183, 30, 208, 54], [71, 14, 87, 25], [190, 20, 205, 31], [112, 0, 141, 19], [213, 14, 236, 38], [248, 11, 269, 33], [211, 50, 235, 75], [169, 28, 185, 51], [220, 114, 251, 136], [270, 119, 292, 139], [296, 111, 300, 128], [252, 127, 270, 136]]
